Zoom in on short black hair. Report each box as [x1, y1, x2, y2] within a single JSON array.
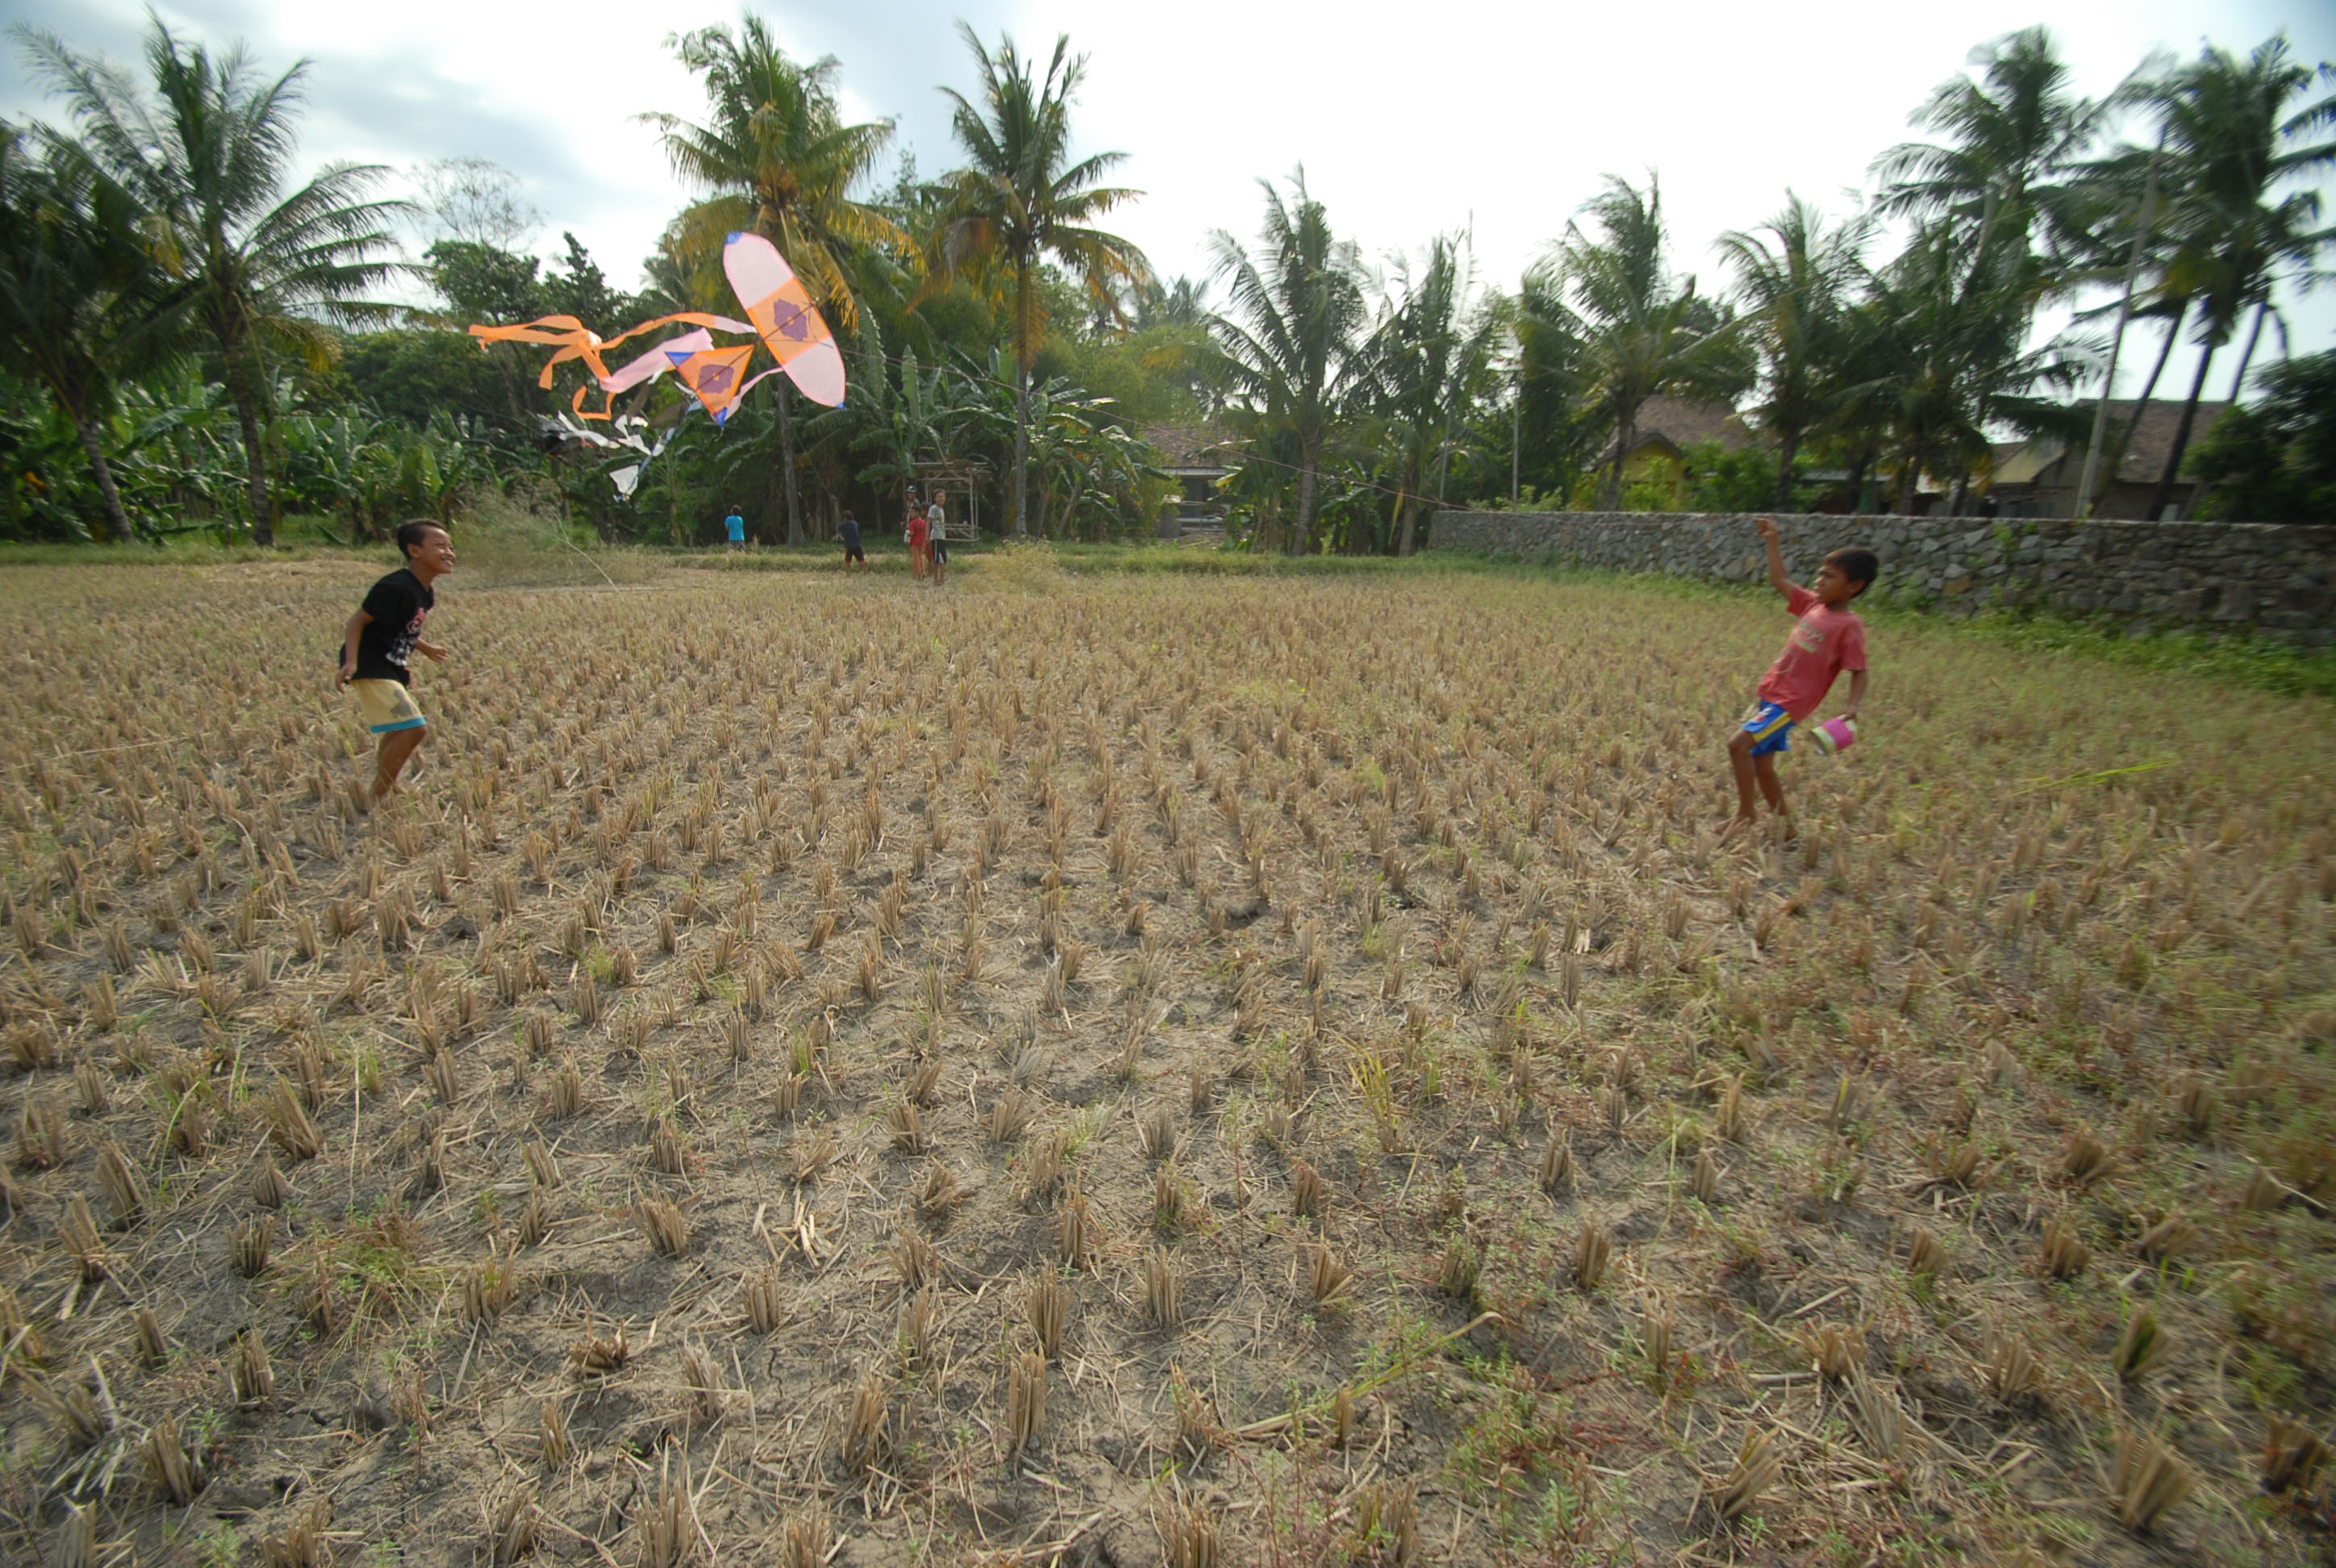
[[1825, 547, 1879, 593], [396, 519, 445, 558]]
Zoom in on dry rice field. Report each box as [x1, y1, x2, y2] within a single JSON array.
[[0, 550, 2330, 1568]]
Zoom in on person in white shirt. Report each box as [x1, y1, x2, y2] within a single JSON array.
[[926, 489, 949, 584]]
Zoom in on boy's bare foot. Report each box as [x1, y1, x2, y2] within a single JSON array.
[[1718, 812, 1758, 840]]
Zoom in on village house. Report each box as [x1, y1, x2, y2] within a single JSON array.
[[1599, 396, 1760, 506], [1142, 424, 1235, 537], [1984, 400, 2230, 519]]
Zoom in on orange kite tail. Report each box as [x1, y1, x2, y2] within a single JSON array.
[[469, 311, 760, 415]]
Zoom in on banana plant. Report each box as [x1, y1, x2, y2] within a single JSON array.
[[807, 316, 978, 503]]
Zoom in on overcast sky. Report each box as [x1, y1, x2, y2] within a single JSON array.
[[2, 0, 2330, 401]]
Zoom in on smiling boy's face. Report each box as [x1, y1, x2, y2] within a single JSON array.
[[405, 527, 456, 577]]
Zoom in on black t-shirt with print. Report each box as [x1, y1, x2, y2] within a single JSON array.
[[352, 568, 433, 684]]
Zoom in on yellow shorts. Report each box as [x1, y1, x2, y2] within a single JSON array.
[[351, 678, 425, 734]]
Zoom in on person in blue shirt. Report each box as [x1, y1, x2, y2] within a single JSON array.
[[724, 507, 745, 552], [840, 507, 866, 569]]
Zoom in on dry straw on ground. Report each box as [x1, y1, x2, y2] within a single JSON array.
[[0, 557, 2327, 1562]]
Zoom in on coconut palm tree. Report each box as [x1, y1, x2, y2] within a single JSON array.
[[1871, 27, 2115, 511], [1553, 175, 1751, 510], [1208, 173, 1370, 553], [1717, 195, 1871, 509], [1873, 27, 2110, 259], [1366, 236, 1501, 554], [1819, 292, 1912, 513], [2141, 35, 2334, 518], [0, 125, 186, 541], [1509, 261, 1598, 508], [645, 18, 903, 544], [16, 19, 407, 545], [931, 24, 1150, 539], [1859, 223, 2086, 512]]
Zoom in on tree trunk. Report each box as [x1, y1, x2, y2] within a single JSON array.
[[2130, 305, 2184, 407], [1013, 359, 1031, 540], [2146, 340, 2218, 522], [2109, 303, 2187, 498], [777, 388, 804, 544], [1291, 440, 1320, 556], [1510, 395, 1520, 506], [1012, 261, 1033, 540], [1772, 430, 1800, 511], [1601, 407, 1636, 511], [1896, 446, 1927, 515], [2225, 300, 2268, 402], [226, 370, 276, 546], [1389, 453, 1420, 556], [67, 404, 131, 544]]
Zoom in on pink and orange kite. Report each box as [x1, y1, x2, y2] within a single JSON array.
[[468, 232, 847, 427]]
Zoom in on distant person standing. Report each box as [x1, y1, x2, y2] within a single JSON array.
[[336, 519, 454, 805], [724, 505, 745, 553], [840, 507, 866, 569], [927, 495, 949, 586], [907, 498, 930, 581]]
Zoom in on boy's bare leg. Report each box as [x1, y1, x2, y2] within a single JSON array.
[[1722, 731, 1761, 835], [1752, 752, 1790, 833], [371, 728, 427, 802]]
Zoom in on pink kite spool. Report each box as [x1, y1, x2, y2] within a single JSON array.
[[1810, 715, 1858, 756]]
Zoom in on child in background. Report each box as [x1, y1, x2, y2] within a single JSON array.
[[1722, 515, 1873, 839], [907, 499, 930, 581], [724, 506, 745, 552], [336, 519, 454, 804], [840, 507, 866, 569]]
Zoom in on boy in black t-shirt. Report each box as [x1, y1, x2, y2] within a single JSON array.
[[336, 519, 454, 803]]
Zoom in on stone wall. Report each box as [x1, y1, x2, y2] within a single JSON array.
[[1428, 509, 2336, 644]]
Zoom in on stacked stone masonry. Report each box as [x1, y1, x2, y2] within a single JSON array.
[[1429, 509, 2336, 645]]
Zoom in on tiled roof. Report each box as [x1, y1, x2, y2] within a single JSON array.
[[1141, 424, 1234, 468], [2096, 399, 2230, 482], [1992, 400, 2232, 489], [1608, 397, 1756, 461]]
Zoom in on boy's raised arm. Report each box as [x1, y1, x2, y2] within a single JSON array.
[[1754, 515, 1793, 598]]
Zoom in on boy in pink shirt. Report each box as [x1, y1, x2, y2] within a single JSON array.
[[1724, 515, 1873, 838]]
